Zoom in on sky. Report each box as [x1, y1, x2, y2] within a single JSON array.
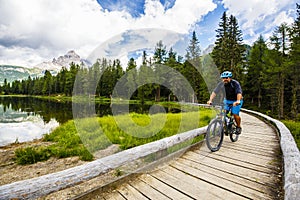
[[0, 0, 297, 68]]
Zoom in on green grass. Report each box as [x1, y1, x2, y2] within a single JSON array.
[[14, 107, 215, 165], [97, 110, 212, 150], [281, 120, 300, 150]]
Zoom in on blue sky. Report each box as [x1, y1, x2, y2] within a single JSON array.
[[96, 0, 177, 17], [0, 0, 297, 67]]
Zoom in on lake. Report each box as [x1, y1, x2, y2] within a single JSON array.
[[0, 96, 179, 146]]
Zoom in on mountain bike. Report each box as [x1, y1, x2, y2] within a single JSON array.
[[205, 104, 239, 152]]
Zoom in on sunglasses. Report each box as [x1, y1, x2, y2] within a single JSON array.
[[222, 77, 229, 79]]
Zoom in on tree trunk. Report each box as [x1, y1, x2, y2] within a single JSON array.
[[291, 79, 298, 120], [258, 88, 261, 108], [156, 86, 160, 102], [278, 73, 284, 119]]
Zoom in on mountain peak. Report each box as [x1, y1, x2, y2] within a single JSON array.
[[34, 50, 83, 74]]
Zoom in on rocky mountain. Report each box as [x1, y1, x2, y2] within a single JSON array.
[[202, 44, 214, 55], [33, 50, 84, 74], [0, 50, 86, 85]]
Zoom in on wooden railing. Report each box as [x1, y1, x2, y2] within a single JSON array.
[[0, 126, 207, 199], [242, 108, 300, 200]]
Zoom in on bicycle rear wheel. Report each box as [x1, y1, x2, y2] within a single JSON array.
[[206, 118, 224, 152], [229, 120, 239, 142]]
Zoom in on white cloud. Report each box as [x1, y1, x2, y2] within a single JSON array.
[[222, 0, 297, 45], [0, 0, 217, 67], [271, 11, 295, 28], [137, 0, 216, 33], [87, 28, 185, 68]]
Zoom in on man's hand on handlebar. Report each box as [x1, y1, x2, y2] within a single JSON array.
[[233, 101, 240, 107], [207, 100, 212, 105]]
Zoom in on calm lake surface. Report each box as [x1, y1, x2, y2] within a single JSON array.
[[0, 96, 179, 146]]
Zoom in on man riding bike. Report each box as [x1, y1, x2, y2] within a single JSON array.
[[207, 71, 243, 135]]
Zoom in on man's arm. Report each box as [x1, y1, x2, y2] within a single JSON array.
[[233, 93, 242, 106], [207, 82, 224, 105], [233, 80, 242, 106], [207, 92, 216, 105]]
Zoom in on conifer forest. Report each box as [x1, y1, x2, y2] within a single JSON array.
[[1, 4, 300, 121]]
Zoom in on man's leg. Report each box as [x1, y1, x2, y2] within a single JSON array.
[[233, 114, 241, 127], [232, 100, 243, 134], [233, 114, 242, 134]]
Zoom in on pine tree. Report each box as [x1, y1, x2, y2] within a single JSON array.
[[136, 51, 154, 103], [266, 23, 290, 118], [42, 70, 53, 96], [212, 12, 230, 71], [153, 40, 167, 64], [164, 47, 185, 101], [153, 40, 167, 102], [183, 31, 209, 102], [212, 12, 245, 79], [186, 31, 201, 60], [289, 3, 300, 119], [125, 58, 138, 99], [3, 78, 8, 94], [246, 35, 267, 108], [228, 15, 245, 79]]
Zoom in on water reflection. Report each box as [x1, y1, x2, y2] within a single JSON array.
[[0, 96, 73, 124], [0, 96, 73, 146], [0, 104, 59, 146]]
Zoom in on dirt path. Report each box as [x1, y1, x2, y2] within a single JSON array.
[[0, 140, 124, 199], [0, 140, 88, 186]]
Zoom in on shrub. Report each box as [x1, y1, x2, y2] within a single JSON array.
[[282, 120, 300, 150], [15, 147, 51, 165]]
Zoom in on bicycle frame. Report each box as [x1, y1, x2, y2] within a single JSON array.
[[205, 104, 239, 152]]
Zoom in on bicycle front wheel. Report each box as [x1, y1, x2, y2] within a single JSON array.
[[206, 118, 224, 152]]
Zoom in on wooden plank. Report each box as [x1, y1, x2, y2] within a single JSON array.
[[173, 158, 274, 199], [190, 150, 275, 173], [129, 178, 171, 199], [199, 147, 278, 167], [176, 156, 273, 191], [103, 191, 126, 200], [239, 134, 278, 142], [117, 184, 148, 200], [242, 108, 300, 199], [229, 139, 279, 152], [151, 167, 247, 200], [184, 151, 275, 183], [222, 141, 279, 155], [137, 174, 190, 199], [221, 142, 279, 158]]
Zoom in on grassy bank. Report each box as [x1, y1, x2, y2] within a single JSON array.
[[15, 107, 215, 165], [282, 120, 300, 150]]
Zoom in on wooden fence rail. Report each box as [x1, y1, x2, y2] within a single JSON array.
[[242, 109, 300, 200], [0, 126, 206, 199]]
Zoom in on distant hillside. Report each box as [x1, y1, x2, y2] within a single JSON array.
[[0, 50, 86, 85], [0, 65, 41, 85]]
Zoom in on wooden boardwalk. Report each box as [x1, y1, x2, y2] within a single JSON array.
[[76, 112, 283, 199]]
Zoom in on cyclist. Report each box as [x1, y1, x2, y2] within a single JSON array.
[[207, 71, 243, 134]]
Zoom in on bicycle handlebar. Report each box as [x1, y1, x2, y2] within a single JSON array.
[[206, 103, 223, 109]]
